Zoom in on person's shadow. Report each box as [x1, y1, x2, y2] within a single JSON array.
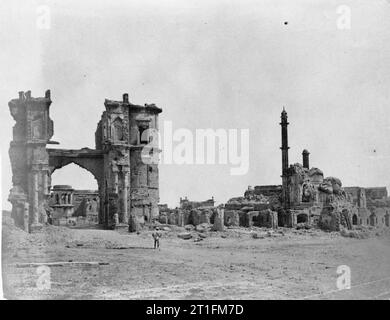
[[105, 245, 155, 250]]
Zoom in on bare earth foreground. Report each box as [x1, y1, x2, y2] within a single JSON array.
[[2, 214, 390, 300]]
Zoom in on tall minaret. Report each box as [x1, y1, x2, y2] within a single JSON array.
[[280, 108, 289, 208], [302, 149, 310, 169]]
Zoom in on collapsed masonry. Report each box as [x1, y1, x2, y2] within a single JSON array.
[[276, 109, 390, 231], [8, 90, 161, 232], [48, 185, 100, 226], [179, 196, 215, 210], [158, 194, 279, 229]]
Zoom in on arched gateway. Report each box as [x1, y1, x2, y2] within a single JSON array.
[[8, 90, 162, 232]]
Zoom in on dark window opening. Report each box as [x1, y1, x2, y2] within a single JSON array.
[[297, 214, 308, 224], [139, 126, 149, 144], [113, 118, 124, 141], [252, 215, 259, 226], [226, 216, 232, 226]]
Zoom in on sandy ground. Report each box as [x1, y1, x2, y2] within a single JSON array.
[[2, 215, 390, 300]]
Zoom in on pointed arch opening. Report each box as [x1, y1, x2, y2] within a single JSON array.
[[49, 163, 100, 228]]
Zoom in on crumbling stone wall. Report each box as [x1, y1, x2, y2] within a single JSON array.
[[245, 211, 260, 227], [72, 190, 99, 220], [318, 200, 354, 231], [48, 185, 74, 225], [224, 210, 240, 226], [258, 209, 278, 228], [179, 196, 215, 210], [243, 209, 278, 228], [187, 209, 201, 226], [199, 208, 212, 224], [369, 207, 388, 227], [212, 208, 224, 231]]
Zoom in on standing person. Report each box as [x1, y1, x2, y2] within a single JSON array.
[[152, 227, 161, 249]]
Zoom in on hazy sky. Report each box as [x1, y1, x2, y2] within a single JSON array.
[[1, 0, 390, 210]]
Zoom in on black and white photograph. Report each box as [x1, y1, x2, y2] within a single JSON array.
[[1, 0, 390, 305]]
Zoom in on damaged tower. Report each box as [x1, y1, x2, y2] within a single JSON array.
[[95, 93, 162, 228], [8, 90, 54, 232]]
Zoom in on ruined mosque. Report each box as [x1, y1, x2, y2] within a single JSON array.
[[158, 109, 390, 231], [7, 90, 390, 233]]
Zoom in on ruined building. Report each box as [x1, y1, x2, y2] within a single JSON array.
[[72, 189, 100, 222], [49, 185, 75, 225], [223, 109, 390, 231], [179, 196, 215, 210], [176, 109, 390, 231], [8, 90, 161, 232], [158, 197, 216, 227], [276, 109, 390, 230]]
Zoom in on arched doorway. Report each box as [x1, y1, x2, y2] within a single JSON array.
[[50, 163, 99, 228], [252, 214, 259, 226], [352, 214, 358, 225], [369, 213, 376, 226], [277, 210, 287, 227]]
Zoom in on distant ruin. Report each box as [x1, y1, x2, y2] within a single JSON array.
[[8, 90, 162, 232], [276, 109, 389, 230], [158, 109, 390, 231], [48, 185, 99, 226], [179, 196, 215, 210]]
